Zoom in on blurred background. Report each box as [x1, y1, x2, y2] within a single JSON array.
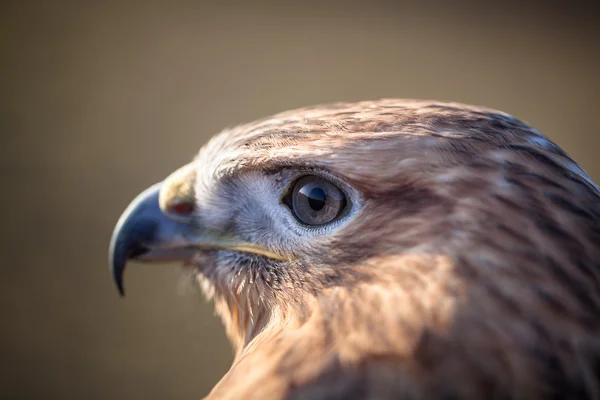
[[1, 1, 598, 399]]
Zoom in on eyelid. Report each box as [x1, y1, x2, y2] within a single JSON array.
[[280, 169, 350, 202]]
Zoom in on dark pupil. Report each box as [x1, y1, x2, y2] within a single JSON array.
[[307, 187, 326, 211]]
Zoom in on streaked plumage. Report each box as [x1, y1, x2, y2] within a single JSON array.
[[110, 99, 600, 399]]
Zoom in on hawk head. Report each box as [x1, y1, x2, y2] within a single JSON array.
[[109, 100, 600, 399]]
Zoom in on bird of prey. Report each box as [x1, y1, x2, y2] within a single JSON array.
[[109, 99, 600, 399]]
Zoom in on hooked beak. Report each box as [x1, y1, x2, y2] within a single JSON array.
[[108, 163, 284, 297], [108, 182, 194, 296]]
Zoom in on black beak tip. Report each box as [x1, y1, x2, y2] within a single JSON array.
[[113, 264, 126, 297], [109, 237, 127, 297]]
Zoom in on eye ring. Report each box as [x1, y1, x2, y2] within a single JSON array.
[[284, 175, 347, 226]]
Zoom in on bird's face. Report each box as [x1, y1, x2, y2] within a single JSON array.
[[112, 103, 407, 341], [111, 100, 480, 345]]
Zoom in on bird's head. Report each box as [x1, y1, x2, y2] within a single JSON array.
[[109, 100, 600, 397], [111, 100, 482, 344]]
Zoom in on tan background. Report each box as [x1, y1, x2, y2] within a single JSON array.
[[1, 2, 598, 399]]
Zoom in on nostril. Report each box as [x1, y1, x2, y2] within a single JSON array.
[[166, 198, 195, 216]]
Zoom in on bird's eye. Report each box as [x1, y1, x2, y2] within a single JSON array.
[[288, 176, 347, 226]]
